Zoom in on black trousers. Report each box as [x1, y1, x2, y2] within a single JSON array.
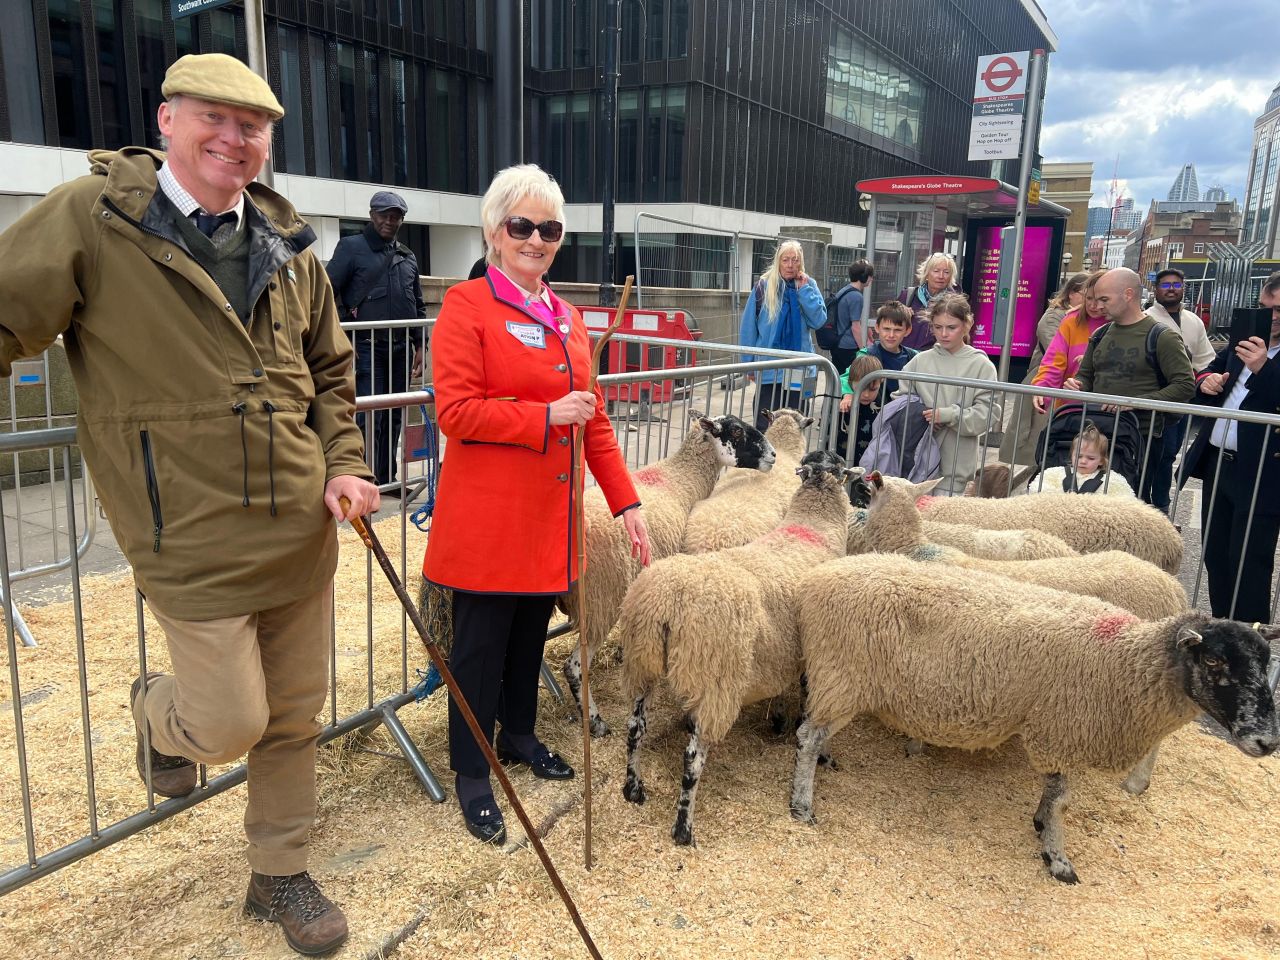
[[447, 590, 556, 779], [754, 381, 805, 432], [1199, 453, 1280, 623], [353, 331, 411, 486]]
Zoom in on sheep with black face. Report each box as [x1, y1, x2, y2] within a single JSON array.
[[790, 553, 1278, 883]]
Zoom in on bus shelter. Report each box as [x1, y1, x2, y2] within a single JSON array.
[[857, 175, 1070, 381]]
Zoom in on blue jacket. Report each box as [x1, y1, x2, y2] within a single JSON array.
[[739, 276, 827, 385]]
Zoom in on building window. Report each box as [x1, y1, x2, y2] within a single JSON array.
[[277, 26, 308, 176], [47, 0, 92, 148], [1, 0, 45, 143], [1193, 242, 1205, 254], [335, 42, 359, 180], [390, 57, 409, 185], [1168, 242, 1184, 259], [825, 24, 925, 152], [309, 34, 332, 178]]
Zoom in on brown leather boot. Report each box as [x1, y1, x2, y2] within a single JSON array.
[[130, 673, 196, 798], [244, 871, 349, 956]]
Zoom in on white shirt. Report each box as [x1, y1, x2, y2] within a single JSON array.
[[1209, 344, 1280, 451], [157, 161, 245, 228]]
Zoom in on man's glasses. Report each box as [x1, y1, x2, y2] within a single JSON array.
[[1158, 281, 1184, 290], [503, 216, 564, 242]]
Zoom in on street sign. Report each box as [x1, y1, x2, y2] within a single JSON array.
[[171, 0, 236, 19], [968, 51, 1029, 162], [1028, 168, 1041, 205], [856, 176, 999, 196]]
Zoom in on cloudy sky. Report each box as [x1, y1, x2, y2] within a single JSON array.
[[1037, 0, 1275, 212]]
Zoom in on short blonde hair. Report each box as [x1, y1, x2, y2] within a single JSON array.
[[480, 164, 566, 266], [915, 252, 958, 288]]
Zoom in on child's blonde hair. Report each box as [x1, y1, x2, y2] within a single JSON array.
[[1071, 422, 1110, 472], [848, 354, 883, 390]]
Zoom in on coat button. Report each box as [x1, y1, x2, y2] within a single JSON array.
[[557, 473, 568, 482], [252, 368, 263, 377], [270, 281, 278, 290], [225, 303, 233, 311], [274, 322, 282, 330], [555, 364, 567, 372], [558, 436, 569, 446]]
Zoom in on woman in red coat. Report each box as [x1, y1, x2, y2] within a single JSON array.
[[423, 164, 651, 844]]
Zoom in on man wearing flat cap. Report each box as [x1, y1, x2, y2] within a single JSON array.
[[327, 190, 428, 491], [0, 53, 377, 955]]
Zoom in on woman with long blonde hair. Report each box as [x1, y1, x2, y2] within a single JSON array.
[[739, 239, 827, 430]]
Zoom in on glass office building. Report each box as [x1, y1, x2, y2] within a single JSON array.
[[0, 1, 1056, 278]]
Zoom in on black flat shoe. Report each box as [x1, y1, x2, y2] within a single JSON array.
[[462, 796, 506, 845], [496, 742, 575, 781]]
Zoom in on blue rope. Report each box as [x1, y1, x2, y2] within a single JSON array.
[[412, 663, 444, 701], [409, 388, 439, 532]]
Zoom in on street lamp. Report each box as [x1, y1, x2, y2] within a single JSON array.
[[858, 193, 872, 213], [1061, 250, 1073, 272]]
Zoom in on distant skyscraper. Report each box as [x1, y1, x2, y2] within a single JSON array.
[[1168, 164, 1200, 202], [1203, 185, 1228, 202], [1242, 81, 1280, 257]]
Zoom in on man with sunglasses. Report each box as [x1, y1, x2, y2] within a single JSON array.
[[1143, 268, 1217, 514], [1180, 271, 1280, 622]]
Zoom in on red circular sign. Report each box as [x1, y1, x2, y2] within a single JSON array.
[[981, 56, 1023, 94]]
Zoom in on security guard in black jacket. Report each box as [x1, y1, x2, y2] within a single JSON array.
[[326, 190, 427, 489]]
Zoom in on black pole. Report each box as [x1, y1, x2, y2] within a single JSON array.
[[494, 2, 523, 172], [598, 0, 621, 307]]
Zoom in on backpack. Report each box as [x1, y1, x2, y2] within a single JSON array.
[[816, 286, 855, 351], [1087, 320, 1192, 426], [858, 394, 943, 483]]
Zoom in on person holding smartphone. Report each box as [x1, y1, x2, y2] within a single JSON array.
[[1179, 271, 1280, 623]]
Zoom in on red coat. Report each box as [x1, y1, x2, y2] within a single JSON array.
[[422, 274, 640, 594]]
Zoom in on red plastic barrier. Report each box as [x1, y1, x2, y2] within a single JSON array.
[[579, 307, 702, 404]]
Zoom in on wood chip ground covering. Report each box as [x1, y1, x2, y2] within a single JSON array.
[[2, 517, 1278, 959]]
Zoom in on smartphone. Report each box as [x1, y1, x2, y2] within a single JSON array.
[[1229, 307, 1272, 349]]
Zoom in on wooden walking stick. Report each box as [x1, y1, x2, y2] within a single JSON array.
[[573, 274, 634, 871], [340, 498, 604, 960]]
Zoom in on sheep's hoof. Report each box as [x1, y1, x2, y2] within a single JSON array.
[[817, 751, 838, 770], [671, 820, 695, 846], [589, 716, 612, 738], [789, 803, 816, 825], [1120, 773, 1151, 796], [1042, 851, 1079, 884], [622, 777, 646, 805], [1033, 815, 1045, 835]]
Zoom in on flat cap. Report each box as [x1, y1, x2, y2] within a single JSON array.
[[162, 53, 284, 120], [370, 191, 409, 213]]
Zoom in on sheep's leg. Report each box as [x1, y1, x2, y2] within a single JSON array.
[[1035, 772, 1078, 884], [622, 692, 650, 805], [790, 718, 830, 825], [562, 645, 610, 738], [671, 716, 708, 846], [1122, 744, 1160, 796], [797, 674, 836, 768]]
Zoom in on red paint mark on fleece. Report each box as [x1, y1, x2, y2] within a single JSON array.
[[778, 524, 825, 547], [634, 466, 668, 487], [915, 495, 938, 509], [1091, 612, 1137, 644]]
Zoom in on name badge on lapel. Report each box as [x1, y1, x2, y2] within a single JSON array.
[[506, 321, 547, 349]]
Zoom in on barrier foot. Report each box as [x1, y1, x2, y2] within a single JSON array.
[[378, 702, 446, 803], [2, 589, 37, 648], [540, 659, 565, 703]]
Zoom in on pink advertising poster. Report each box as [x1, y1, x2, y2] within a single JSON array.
[[970, 225, 1052, 358]]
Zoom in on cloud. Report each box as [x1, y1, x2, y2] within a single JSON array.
[[1037, 0, 1275, 209]]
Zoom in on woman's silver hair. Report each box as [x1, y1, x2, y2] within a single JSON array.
[[760, 239, 806, 319], [915, 251, 958, 288], [481, 164, 566, 266]]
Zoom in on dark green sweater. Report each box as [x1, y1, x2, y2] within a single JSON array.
[[1075, 315, 1195, 435], [172, 212, 252, 323]]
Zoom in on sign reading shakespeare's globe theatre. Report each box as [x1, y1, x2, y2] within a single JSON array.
[[968, 52, 1029, 161]]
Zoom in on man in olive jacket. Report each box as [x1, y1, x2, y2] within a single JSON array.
[[0, 55, 377, 955]]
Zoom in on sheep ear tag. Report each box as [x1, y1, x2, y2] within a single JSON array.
[[1177, 627, 1204, 650]]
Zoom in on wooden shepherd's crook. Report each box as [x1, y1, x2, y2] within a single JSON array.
[[573, 274, 634, 871], [339, 498, 604, 960]]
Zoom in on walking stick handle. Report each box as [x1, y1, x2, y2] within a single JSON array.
[[337, 498, 604, 960]]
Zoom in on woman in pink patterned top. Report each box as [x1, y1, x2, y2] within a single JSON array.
[[1032, 269, 1110, 414]]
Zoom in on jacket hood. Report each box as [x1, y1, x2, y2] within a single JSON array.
[[84, 147, 310, 241]]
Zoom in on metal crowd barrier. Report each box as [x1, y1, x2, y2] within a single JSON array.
[[843, 367, 1280, 631], [0, 335, 834, 897]]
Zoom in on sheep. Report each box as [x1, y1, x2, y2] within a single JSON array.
[[846, 508, 1078, 562], [917, 489, 1183, 574], [618, 450, 858, 846], [682, 408, 814, 554], [789, 553, 1280, 883], [563, 411, 777, 737], [862, 474, 1188, 620]]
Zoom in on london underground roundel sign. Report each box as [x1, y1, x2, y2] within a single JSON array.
[[980, 56, 1024, 94]]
